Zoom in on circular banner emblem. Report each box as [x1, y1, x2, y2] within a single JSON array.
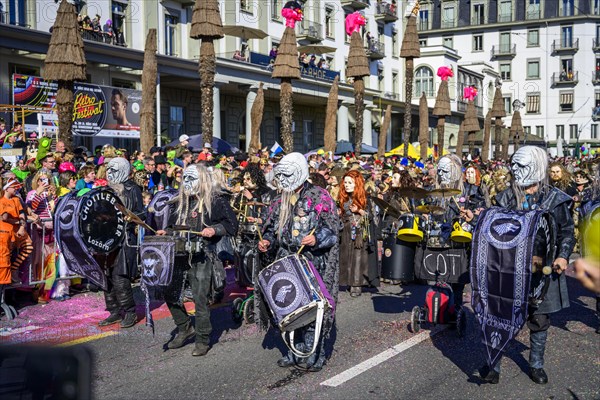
[[267, 272, 301, 314], [78, 189, 125, 254], [384, 248, 392, 258]]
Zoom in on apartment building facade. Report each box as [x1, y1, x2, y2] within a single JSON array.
[[0, 0, 431, 153], [415, 0, 600, 156]]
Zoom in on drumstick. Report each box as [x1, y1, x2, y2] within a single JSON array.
[[255, 220, 263, 242], [297, 226, 317, 255]]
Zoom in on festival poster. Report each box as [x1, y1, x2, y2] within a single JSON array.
[[12, 74, 141, 138]]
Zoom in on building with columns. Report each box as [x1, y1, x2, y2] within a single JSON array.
[[6, 0, 566, 156], [415, 0, 600, 156]]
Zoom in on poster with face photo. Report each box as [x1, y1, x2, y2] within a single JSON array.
[[12, 74, 141, 138]]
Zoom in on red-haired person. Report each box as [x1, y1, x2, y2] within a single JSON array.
[[338, 170, 377, 297]]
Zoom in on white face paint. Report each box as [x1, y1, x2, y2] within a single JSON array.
[[465, 167, 477, 185], [343, 176, 356, 193], [391, 173, 401, 187], [106, 158, 130, 184], [182, 166, 200, 195], [243, 173, 257, 190], [437, 157, 453, 184]]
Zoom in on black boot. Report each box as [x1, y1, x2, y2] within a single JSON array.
[[120, 312, 137, 328], [192, 343, 210, 357], [99, 312, 121, 327], [529, 368, 548, 384], [479, 365, 500, 384], [277, 353, 296, 368], [168, 322, 195, 349]]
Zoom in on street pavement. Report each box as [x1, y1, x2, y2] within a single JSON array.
[[1, 269, 599, 400]]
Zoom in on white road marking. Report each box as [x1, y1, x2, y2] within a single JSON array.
[[0, 325, 40, 337], [320, 327, 446, 387]]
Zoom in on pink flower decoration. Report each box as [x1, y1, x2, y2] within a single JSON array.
[[282, 7, 303, 29], [463, 86, 478, 101], [345, 12, 366, 36], [437, 66, 454, 81]]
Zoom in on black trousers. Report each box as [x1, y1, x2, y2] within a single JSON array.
[[104, 266, 135, 314], [166, 257, 212, 346]]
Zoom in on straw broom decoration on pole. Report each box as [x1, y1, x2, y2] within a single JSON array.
[[346, 12, 370, 157], [378, 104, 392, 158], [462, 85, 481, 158], [433, 66, 453, 159], [190, 0, 224, 146], [140, 29, 157, 154], [400, 6, 421, 158], [510, 100, 524, 152], [272, 2, 303, 154], [323, 75, 339, 154], [491, 79, 507, 160], [249, 82, 265, 154], [482, 109, 492, 163], [418, 92, 429, 161], [43, 0, 87, 149]]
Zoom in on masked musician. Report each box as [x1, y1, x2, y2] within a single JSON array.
[[418, 154, 473, 306], [231, 163, 274, 287], [258, 152, 340, 372], [482, 146, 575, 385], [338, 170, 377, 297], [99, 158, 144, 328], [463, 163, 486, 209], [157, 164, 238, 356]]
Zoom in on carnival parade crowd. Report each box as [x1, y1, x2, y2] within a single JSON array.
[[0, 129, 599, 382]]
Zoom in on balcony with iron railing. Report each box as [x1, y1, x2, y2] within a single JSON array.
[[366, 39, 385, 60], [490, 44, 516, 59], [551, 38, 579, 54], [0, 11, 30, 27], [418, 20, 430, 31], [340, 0, 370, 10], [296, 20, 323, 43], [383, 92, 400, 101], [375, 2, 399, 23], [218, 51, 340, 82], [441, 19, 456, 29], [551, 71, 578, 87], [593, 38, 600, 52]]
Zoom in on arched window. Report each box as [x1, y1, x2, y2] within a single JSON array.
[[414, 66, 434, 97]]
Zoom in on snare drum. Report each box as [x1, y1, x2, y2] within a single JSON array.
[[451, 218, 473, 243], [240, 223, 261, 236], [257, 254, 335, 357], [397, 213, 424, 243]]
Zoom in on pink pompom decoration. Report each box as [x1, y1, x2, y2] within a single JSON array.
[[282, 7, 303, 28], [463, 86, 478, 101], [345, 12, 366, 36], [437, 66, 454, 81]]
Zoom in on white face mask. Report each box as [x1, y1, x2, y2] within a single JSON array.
[[274, 152, 309, 192], [182, 166, 200, 195], [343, 176, 356, 193], [106, 158, 130, 184], [465, 168, 477, 185], [437, 157, 453, 184], [511, 146, 547, 187]]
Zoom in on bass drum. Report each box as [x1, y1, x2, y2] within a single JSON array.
[[77, 188, 126, 254], [381, 234, 416, 282], [147, 189, 178, 231]]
